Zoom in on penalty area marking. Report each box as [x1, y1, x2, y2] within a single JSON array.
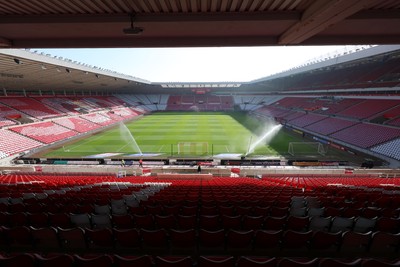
[[117, 142, 131, 152], [66, 130, 114, 152], [225, 146, 230, 152], [158, 145, 165, 152]]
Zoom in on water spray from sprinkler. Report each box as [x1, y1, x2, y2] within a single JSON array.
[[245, 124, 282, 156], [119, 122, 143, 155]]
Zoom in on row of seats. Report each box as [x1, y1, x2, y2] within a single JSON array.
[[330, 123, 400, 148], [336, 99, 399, 120], [0, 129, 43, 158], [166, 95, 234, 111], [0, 226, 399, 258], [2, 209, 398, 233], [113, 94, 165, 111], [10, 121, 78, 144], [1, 253, 398, 267], [3, 196, 400, 223], [4, 195, 398, 213], [388, 116, 400, 127], [0, 103, 18, 127], [305, 117, 359, 135], [53, 117, 101, 133], [371, 138, 400, 160], [80, 113, 116, 126], [287, 114, 326, 128], [1, 174, 399, 193], [33, 96, 125, 114], [33, 97, 82, 116], [270, 56, 400, 90], [0, 97, 63, 120]]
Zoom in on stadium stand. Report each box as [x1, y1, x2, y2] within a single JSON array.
[[0, 103, 19, 128], [254, 105, 293, 119], [265, 53, 400, 92], [0, 117, 16, 128], [33, 97, 81, 116], [233, 95, 283, 111], [249, 95, 399, 161], [166, 95, 183, 111], [104, 112, 125, 124], [220, 96, 234, 110], [272, 97, 315, 110], [315, 98, 365, 116], [305, 117, 359, 135], [282, 111, 305, 122], [10, 121, 78, 144], [0, 174, 399, 265], [382, 105, 400, 126], [53, 117, 101, 133], [165, 95, 234, 111], [0, 94, 149, 159], [80, 113, 117, 126], [0, 129, 43, 158], [112, 107, 142, 118], [0, 97, 64, 120], [287, 113, 326, 128], [84, 96, 123, 109], [158, 95, 169, 110], [388, 117, 400, 127], [114, 94, 159, 111], [181, 95, 195, 105], [336, 99, 399, 120], [0, 92, 397, 162], [330, 123, 400, 148], [371, 138, 400, 160]]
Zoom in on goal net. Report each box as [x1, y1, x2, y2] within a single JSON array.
[[288, 142, 327, 156], [177, 142, 209, 155]]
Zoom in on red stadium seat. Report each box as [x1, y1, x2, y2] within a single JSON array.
[[34, 253, 74, 267], [198, 256, 235, 267], [31, 226, 60, 251], [74, 254, 113, 267], [154, 256, 193, 267], [236, 256, 277, 267], [169, 228, 197, 254], [113, 254, 153, 267], [0, 253, 35, 267]]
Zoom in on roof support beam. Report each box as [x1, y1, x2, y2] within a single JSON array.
[[0, 37, 12, 47], [12, 36, 280, 48], [278, 0, 382, 45], [0, 11, 300, 24]]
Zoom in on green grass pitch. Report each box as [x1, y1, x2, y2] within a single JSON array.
[[42, 112, 323, 158]]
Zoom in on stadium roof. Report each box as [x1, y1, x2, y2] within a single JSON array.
[[2, 45, 400, 93], [0, 0, 400, 48]]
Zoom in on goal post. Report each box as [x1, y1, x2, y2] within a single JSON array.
[[288, 142, 327, 156], [177, 142, 209, 155]]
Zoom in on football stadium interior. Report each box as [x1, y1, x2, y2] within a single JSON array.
[[0, 1, 400, 266]]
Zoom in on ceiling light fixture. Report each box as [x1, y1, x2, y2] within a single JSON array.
[[123, 13, 144, 35]]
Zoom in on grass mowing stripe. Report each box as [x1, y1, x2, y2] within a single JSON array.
[[40, 111, 329, 158]]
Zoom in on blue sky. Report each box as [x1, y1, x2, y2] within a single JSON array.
[[36, 46, 359, 83]]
